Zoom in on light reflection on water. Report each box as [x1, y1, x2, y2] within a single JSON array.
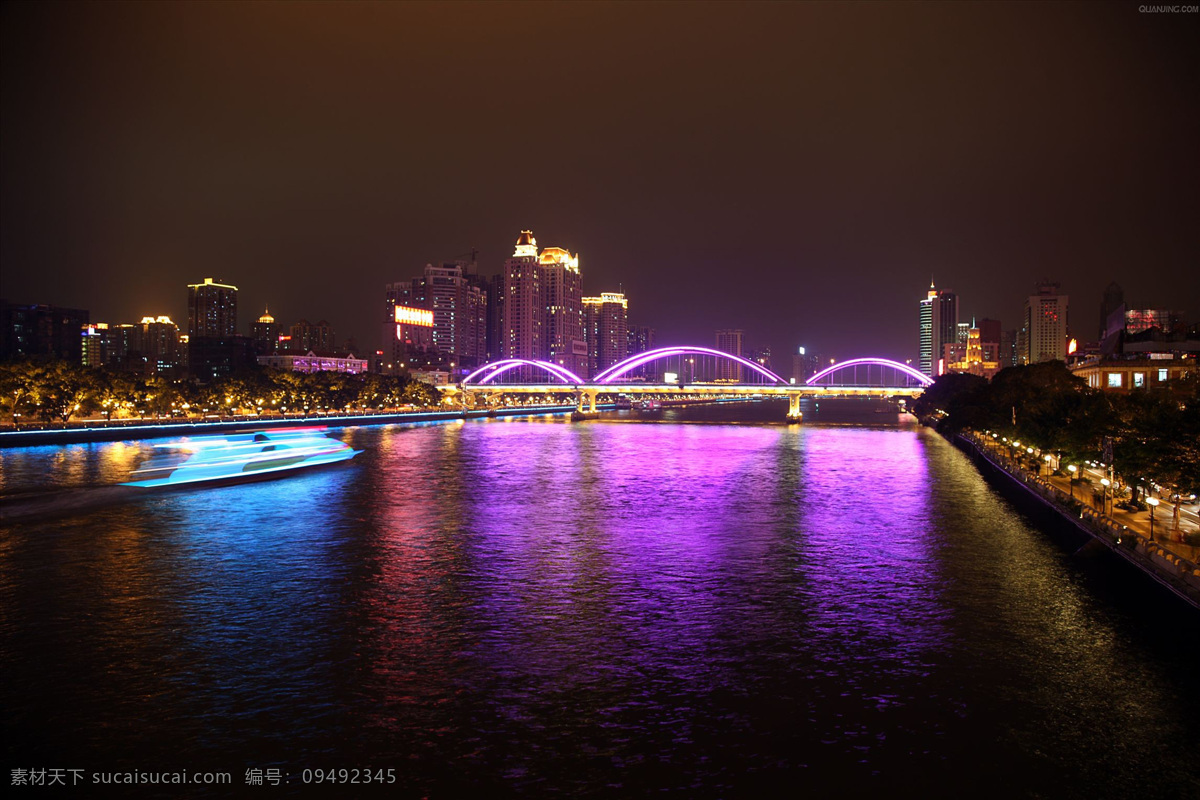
[[1, 410, 1198, 796]]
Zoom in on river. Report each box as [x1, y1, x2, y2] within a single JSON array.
[[1, 401, 1197, 796]]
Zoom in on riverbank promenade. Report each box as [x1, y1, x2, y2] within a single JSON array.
[[961, 431, 1200, 610]]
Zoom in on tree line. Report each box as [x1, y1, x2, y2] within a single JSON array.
[[0, 359, 443, 425], [912, 361, 1200, 502]]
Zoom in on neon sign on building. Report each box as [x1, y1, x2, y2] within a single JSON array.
[[394, 306, 433, 327]]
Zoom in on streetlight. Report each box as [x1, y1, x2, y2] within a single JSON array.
[[1068, 465, 1078, 498], [1100, 478, 1111, 516], [1044, 454, 1052, 476], [1147, 497, 1159, 541]]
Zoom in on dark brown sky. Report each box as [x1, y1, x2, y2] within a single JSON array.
[[2, 1, 1197, 362]]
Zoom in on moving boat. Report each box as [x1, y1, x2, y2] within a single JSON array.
[[122, 427, 361, 488]]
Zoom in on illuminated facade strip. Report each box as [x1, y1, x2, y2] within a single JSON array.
[[804, 357, 934, 387]]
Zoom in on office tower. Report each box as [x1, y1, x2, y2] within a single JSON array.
[[1099, 282, 1124, 340], [918, 281, 958, 377], [187, 278, 238, 339], [1022, 281, 1069, 363], [919, 286, 934, 376], [715, 329, 745, 382], [583, 292, 629, 377], [0, 301, 89, 362], [250, 308, 282, 355]]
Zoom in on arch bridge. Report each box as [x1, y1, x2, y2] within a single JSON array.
[[451, 349, 929, 420]]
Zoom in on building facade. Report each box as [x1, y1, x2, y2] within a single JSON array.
[[187, 278, 238, 339], [1022, 281, 1069, 364], [918, 282, 958, 378], [288, 319, 335, 354], [499, 230, 587, 379], [250, 308, 282, 355], [258, 351, 368, 374], [538, 246, 587, 379], [1071, 355, 1194, 392], [0, 301, 89, 362], [583, 292, 629, 377]]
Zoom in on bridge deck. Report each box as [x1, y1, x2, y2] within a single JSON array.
[[454, 383, 923, 398]]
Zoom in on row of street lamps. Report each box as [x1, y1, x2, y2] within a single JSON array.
[[985, 430, 1161, 542]]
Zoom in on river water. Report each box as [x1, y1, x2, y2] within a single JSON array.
[[1, 401, 1197, 796]]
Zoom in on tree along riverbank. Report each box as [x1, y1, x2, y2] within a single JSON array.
[[913, 360, 1200, 537], [0, 404, 596, 448], [955, 430, 1200, 613]]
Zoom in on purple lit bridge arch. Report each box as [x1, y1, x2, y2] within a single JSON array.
[[805, 358, 932, 389], [592, 346, 789, 385], [454, 349, 928, 420], [463, 359, 585, 386]]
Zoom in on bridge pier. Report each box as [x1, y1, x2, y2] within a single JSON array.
[[787, 392, 803, 421], [576, 388, 598, 415]]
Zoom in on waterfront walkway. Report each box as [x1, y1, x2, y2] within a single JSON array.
[[960, 431, 1200, 610]]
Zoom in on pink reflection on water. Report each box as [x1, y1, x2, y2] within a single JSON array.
[[797, 427, 948, 667]]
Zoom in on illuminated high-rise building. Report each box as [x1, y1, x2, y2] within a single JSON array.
[[1022, 281, 1069, 364], [499, 230, 587, 380], [715, 329, 745, 382], [918, 281, 958, 377], [186, 278, 238, 339], [137, 316, 181, 375], [583, 293, 628, 376], [500, 231, 543, 369], [539, 246, 587, 379], [422, 262, 487, 370]]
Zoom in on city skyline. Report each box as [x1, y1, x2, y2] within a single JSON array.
[[2, 3, 1196, 365]]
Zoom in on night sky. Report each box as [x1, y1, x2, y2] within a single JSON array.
[[2, 2, 1196, 363]]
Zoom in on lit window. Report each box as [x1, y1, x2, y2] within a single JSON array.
[[1133, 373, 1145, 388], [1107, 373, 1122, 388], [1158, 369, 1168, 382]]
